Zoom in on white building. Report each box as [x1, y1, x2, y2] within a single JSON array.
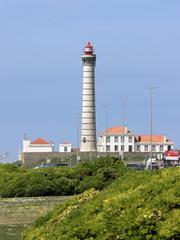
[[98, 126, 174, 153], [135, 135, 174, 153], [22, 137, 54, 153], [98, 126, 136, 153], [59, 141, 72, 153]]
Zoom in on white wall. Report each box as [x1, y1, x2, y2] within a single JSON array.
[[23, 139, 31, 152], [135, 143, 174, 153], [98, 135, 174, 153], [22, 139, 54, 153], [98, 135, 135, 153], [59, 144, 72, 153], [28, 144, 54, 152]]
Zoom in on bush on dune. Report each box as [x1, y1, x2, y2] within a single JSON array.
[[0, 157, 126, 198], [23, 167, 180, 240]]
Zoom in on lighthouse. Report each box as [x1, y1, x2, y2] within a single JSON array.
[[80, 42, 97, 152]]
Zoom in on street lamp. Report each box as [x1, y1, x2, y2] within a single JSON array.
[[76, 117, 79, 150], [103, 104, 111, 157], [147, 87, 157, 170], [75, 117, 80, 163], [120, 97, 127, 162]]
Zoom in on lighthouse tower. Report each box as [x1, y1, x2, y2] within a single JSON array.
[[80, 42, 97, 152]]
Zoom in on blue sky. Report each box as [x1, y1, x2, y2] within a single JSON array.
[[0, 0, 180, 161]]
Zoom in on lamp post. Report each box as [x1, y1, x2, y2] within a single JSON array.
[[76, 117, 80, 163], [103, 104, 111, 157], [76, 117, 79, 150], [147, 87, 157, 170], [120, 97, 127, 162]]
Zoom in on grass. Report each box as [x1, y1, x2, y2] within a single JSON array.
[[0, 196, 69, 240]]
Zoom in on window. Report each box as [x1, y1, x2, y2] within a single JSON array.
[[152, 145, 156, 152], [129, 136, 132, 142], [160, 145, 163, 152], [64, 146, 68, 152], [137, 145, 140, 152], [145, 145, 148, 152], [114, 136, 118, 142], [121, 136, 124, 142], [121, 145, 124, 151], [107, 145, 110, 152], [129, 145, 132, 152], [168, 145, 171, 150], [114, 145, 118, 151], [106, 137, 110, 143]]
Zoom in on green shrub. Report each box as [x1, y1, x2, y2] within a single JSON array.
[[23, 167, 180, 240], [0, 157, 126, 198], [51, 177, 76, 195]]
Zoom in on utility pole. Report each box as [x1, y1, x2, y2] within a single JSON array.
[[147, 87, 157, 170], [103, 104, 111, 157], [76, 117, 79, 150], [76, 117, 80, 163], [120, 97, 127, 163]]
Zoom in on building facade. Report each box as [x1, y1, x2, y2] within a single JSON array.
[[135, 135, 173, 153], [98, 126, 136, 153], [59, 142, 72, 153], [22, 137, 54, 153], [98, 126, 174, 153]]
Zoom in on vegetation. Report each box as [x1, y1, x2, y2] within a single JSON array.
[[0, 196, 68, 240], [0, 157, 126, 198], [23, 167, 180, 240]]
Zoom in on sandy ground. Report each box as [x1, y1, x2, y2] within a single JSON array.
[[0, 196, 69, 240]]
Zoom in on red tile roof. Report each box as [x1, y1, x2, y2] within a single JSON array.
[[137, 135, 165, 143], [101, 126, 129, 135], [62, 141, 70, 144], [31, 138, 50, 145]]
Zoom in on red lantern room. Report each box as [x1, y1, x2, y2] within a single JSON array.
[[84, 42, 93, 55]]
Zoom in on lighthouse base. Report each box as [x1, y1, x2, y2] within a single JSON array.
[[80, 140, 97, 152]]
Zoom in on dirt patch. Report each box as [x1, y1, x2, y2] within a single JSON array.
[[0, 196, 69, 240]]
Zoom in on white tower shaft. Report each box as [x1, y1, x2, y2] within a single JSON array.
[[80, 42, 97, 152]]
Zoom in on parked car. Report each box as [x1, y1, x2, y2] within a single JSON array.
[[34, 163, 68, 169]]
